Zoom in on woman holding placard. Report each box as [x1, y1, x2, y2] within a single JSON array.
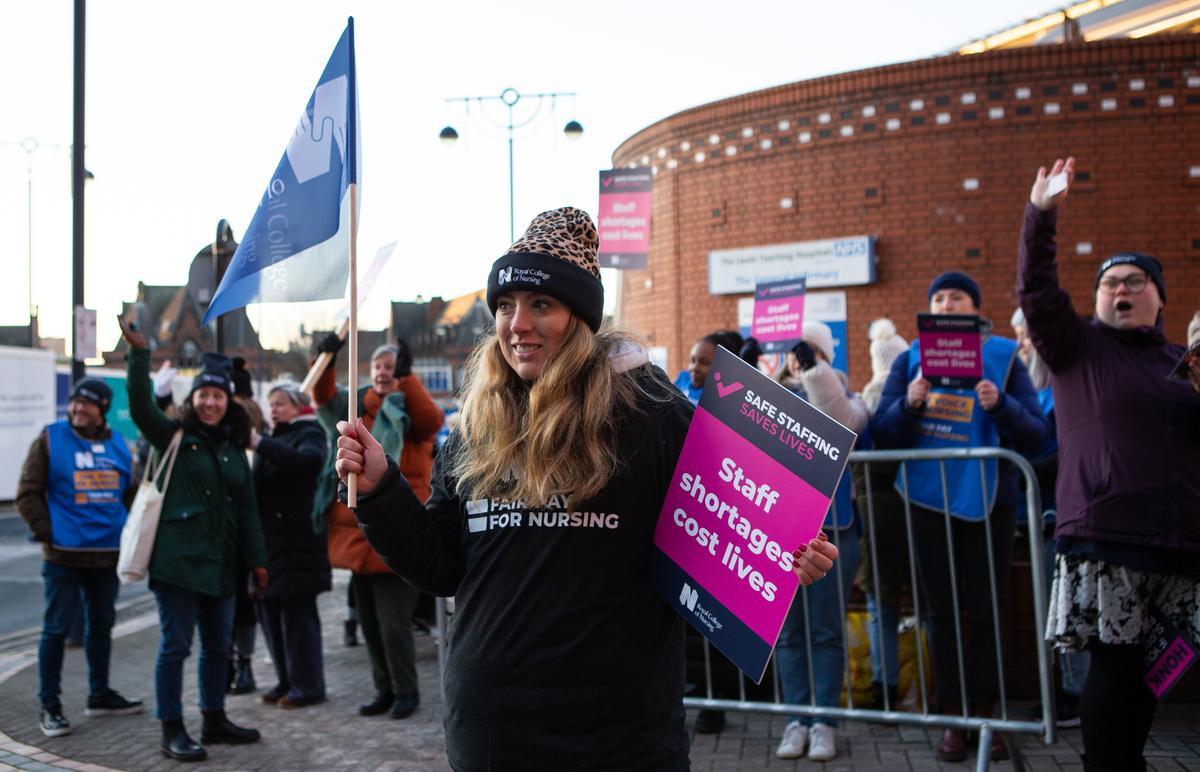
[[772, 325, 868, 762], [1020, 158, 1200, 772], [870, 272, 1050, 762], [330, 207, 840, 771]]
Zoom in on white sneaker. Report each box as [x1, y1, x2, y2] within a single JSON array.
[[807, 722, 837, 761], [775, 720, 807, 759]]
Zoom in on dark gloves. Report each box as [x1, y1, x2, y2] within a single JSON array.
[[739, 337, 762, 368], [316, 333, 345, 355], [790, 341, 817, 372], [393, 339, 413, 378]]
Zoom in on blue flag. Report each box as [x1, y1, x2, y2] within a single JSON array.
[[202, 19, 360, 325]]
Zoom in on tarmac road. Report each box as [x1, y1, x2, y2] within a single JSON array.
[[0, 506, 152, 642]]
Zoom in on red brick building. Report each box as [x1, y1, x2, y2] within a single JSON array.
[[612, 38, 1200, 386]]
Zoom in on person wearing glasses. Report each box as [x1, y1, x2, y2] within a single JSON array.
[[1019, 157, 1200, 772]]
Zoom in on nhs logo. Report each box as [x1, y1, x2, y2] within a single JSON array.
[[833, 237, 868, 258], [679, 583, 699, 612]]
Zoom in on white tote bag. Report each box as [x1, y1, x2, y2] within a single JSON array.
[[117, 430, 183, 585]]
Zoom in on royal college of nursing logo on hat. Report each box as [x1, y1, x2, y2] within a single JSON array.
[[498, 266, 551, 287]]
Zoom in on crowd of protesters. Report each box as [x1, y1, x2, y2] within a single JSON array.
[[13, 156, 1199, 771]]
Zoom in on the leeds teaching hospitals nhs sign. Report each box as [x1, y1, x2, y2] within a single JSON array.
[[707, 235, 876, 295]]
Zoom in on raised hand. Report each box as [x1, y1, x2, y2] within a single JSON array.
[[1030, 156, 1075, 211], [117, 315, 148, 350]]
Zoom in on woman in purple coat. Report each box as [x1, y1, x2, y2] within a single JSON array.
[[1019, 157, 1200, 772]]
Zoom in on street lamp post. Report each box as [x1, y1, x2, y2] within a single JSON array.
[[440, 88, 583, 242], [21, 138, 38, 348], [71, 0, 86, 383]]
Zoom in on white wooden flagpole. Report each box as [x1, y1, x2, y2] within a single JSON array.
[[347, 183, 359, 507]]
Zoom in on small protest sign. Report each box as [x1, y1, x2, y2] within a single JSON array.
[[1144, 604, 1198, 700], [597, 169, 652, 269], [750, 278, 806, 354], [649, 346, 857, 681], [917, 313, 984, 389]]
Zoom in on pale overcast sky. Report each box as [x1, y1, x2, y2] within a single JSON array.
[[1, 1, 1054, 354]]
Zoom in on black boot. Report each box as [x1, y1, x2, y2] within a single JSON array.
[[161, 719, 207, 761], [344, 619, 359, 647], [229, 657, 256, 695], [200, 710, 261, 744], [1081, 754, 1147, 772], [358, 691, 394, 716]]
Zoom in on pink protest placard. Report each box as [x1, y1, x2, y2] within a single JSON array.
[[751, 278, 806, 354], [1144, 605, 1199, 700], [917, 313, 984, 389], [648, 346, 857, 682], [597, 169, 652, 269]]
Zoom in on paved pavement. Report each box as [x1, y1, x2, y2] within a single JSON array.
[[0, 570, 1197, 771]]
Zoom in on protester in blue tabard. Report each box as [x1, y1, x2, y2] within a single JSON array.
[[871, 271, 1051, 763], [771, 323, 868, 762], [17, 378, 143, 738], [673, 330, 744, 406]]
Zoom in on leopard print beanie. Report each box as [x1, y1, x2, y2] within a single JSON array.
[[486, 207, 604, 332]]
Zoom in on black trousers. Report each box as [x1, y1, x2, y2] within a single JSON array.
[[256, 595, 325, 702], [911, 504, 1015, 709], [1079, 643, 1156, 770]]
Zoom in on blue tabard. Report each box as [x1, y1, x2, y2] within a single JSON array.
[[894, 336, 1018, 521], [45, 421, 132, 551], [672, 370, 703, 406]]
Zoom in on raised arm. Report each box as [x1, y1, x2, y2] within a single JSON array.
[[1017, 158, 1086, 372], [119, 316, 179, 450]]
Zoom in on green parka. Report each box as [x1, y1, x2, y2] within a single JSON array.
[[126, 348, 267, 597]]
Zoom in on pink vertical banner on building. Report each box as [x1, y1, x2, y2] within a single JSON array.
[[597, 169, 652, 269]]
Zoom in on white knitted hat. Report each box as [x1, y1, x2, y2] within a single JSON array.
[[868, 318, 908, 378]]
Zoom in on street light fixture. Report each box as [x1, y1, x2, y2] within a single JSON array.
[[440, 87, 583, 242]]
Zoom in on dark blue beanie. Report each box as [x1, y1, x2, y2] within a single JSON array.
[[927, 271, 981, 309], [190, 352, 234, 396], [1095, 252, 1165, 302]]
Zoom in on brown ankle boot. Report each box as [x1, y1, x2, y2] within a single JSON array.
[[973, 704, 1009, 762]]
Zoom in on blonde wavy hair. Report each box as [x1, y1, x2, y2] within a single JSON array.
[[451, 318, 650, 505]]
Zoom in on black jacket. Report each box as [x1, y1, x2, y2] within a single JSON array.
[[254, 416, 331, 599], [354, 366, 694, 772]]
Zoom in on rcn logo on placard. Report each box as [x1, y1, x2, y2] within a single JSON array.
[[74, 451, 95, 470], [286, 75, 348, 184], [713, 372, 744, 399], [679, 582, 699, 612]]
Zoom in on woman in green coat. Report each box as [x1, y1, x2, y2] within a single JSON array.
[[120, 319, 268, 763]]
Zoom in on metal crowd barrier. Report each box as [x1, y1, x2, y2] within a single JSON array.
[[430, 447, 1054, 771], [683, 447, 1055, 772]]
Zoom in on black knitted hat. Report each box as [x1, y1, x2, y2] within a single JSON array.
[[486, 207, 604, 332]]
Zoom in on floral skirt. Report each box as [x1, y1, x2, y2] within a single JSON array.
[[1046, 554, 1200, 652]]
